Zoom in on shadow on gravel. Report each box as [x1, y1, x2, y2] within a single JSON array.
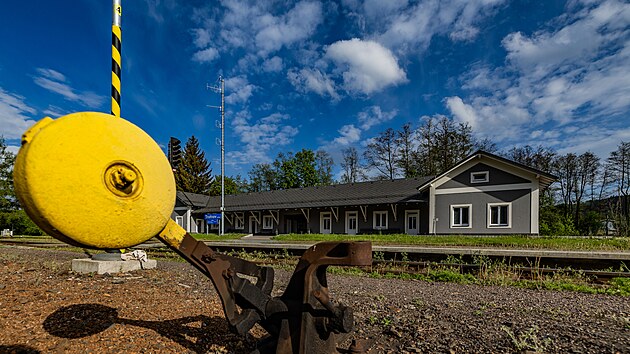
[[43, 303, 243, 353], [0, 345, 41, 354]]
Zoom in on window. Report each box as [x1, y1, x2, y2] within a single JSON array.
[[470, 171, 489, 183], [488, 203, 511, 227], [373, 211, 388, 230], [262, 215, 274, 229], [235, 215, 244, 230], [320, 212, 332, 234], [175, 216, 184, 228], [451, 204, 472, 228], [346, 211, 358, 234]]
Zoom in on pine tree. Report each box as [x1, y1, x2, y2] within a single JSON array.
[[174, 136, 213, 194]]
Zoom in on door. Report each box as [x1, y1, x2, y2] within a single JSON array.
[[320, 212, 332, 234], [345, 211, 358, 235], [196, 219, 204, 234], [249, 216, 258, 235], [405, 210, 419, 235], [285, 219, 292, 233]]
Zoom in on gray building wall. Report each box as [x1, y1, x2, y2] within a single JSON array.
[[434, 189, 531, 234], [439, 163, 529, 189], [172, 209, 191, 232]]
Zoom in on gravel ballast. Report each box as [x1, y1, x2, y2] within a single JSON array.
[[0, 247, 628, 353]]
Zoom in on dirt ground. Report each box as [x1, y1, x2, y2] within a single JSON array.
[[0, 246, 628, 354]]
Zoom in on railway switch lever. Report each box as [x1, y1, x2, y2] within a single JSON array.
[[13, 112, 373, 354]]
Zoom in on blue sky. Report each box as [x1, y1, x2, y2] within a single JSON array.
[[1, 0, 629, 179]]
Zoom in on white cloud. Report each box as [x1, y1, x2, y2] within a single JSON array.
[[0, 87, 37, 139], [254, 1, 323, 56], [326, 39, 407, 95], [378, 0, 506, 51], [144, 0, 165, 23], [363, 0, 409, 20], [502, 0, 629, 78], [228, 110, 299, 164], [33, 68, 104, 108], [194, 0, 323, 61], [42, 105, 68, 118], [191, 28, 211, 48], [333, 124, 362, 145], [192, 47, 219, 63], [225, 76, 257, 104], [6, 145, 20, 155], [446, 0, 630, 150], [36, 68, 66, 82], [445, 97, 480, 130], [262, 56, 284, 72], [287, 68, 339, 100], [556, 125, 630, 157], [357, 106, 398, 130]]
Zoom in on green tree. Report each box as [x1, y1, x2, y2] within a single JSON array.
[[174, 136, 213, 194], [0, 137, 17, 211], [294, 149, 318, 187], [248, 163, 278, 192], [274, 152, 299, 189], [209, 175, 245, 196]]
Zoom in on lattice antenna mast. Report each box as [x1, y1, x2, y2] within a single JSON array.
[[207, 76, 225, 236]]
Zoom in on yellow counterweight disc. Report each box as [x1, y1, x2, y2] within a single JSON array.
[[13, 112, 176, 249]]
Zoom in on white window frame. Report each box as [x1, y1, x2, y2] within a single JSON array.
[[373, 211, 388, 230], [450, 204, 472, 228], [175, 215, 184, 228], [487, 202, 512, 228], [470, 171, 489, 184], [345, 211, 358, 234], [320, 212, 332, 234], [262, 215, 274, 230], [405, 210, 420, 235], [235, 216, 244, 230]]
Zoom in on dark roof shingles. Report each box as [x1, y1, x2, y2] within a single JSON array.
[[197, 177, 432, 213]]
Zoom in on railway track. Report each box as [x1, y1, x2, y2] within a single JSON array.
[[3, 237, 628, 280]]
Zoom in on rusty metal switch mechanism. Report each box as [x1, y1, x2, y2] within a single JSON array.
[[14, 112, 372, 353]]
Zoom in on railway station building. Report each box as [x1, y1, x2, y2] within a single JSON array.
[[172, 150, 556, 236]]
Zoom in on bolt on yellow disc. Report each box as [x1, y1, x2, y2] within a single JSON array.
[[13, 112, 176, 249]]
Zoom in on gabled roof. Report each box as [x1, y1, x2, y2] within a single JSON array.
[[417, 150, 557, 191], [195, 177, 433, 213], [177, 191, 210, 208]]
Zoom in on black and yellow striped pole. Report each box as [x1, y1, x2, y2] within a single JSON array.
[[111, 0, 122, 117]]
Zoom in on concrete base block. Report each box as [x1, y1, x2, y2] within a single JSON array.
[[72, 258, 157, 274]]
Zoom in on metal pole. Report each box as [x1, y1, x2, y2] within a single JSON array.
[[101, 0, 123, 258], [220, 77, 225, 236], [111, 0, 122, 116]]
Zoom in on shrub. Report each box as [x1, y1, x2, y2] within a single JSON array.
[[0, 210, 44, 236]]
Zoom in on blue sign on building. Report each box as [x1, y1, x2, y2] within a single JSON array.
[[204, 213, 221, 225]]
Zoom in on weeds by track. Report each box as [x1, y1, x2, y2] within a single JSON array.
[[2, 237, 629, 292]]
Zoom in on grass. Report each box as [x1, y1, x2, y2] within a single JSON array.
[[190, 233, 246, 241], [501, 325, 552, 353], [274, 233, 630, 251]]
